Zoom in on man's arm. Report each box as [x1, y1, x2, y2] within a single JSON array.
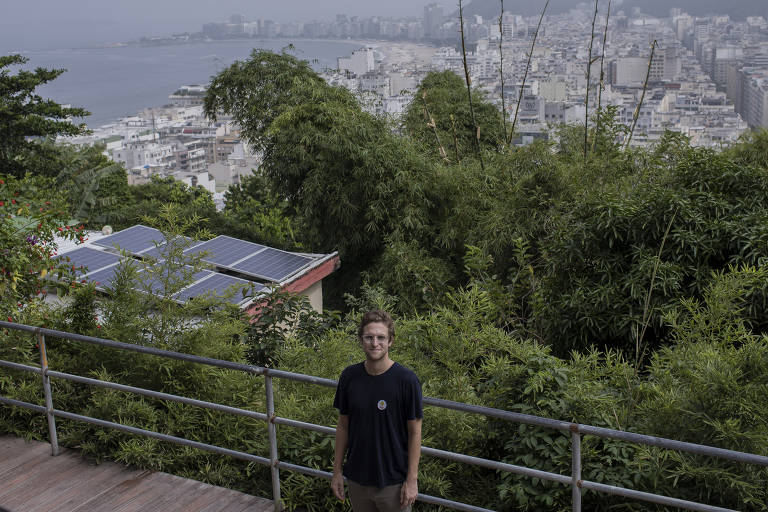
[[400, 418, 422, 507], [331, 414, 349, 501]]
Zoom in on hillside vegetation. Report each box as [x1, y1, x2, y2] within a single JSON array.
[[1, 50, 768, 510]]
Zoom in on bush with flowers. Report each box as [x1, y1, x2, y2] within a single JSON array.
[[0, 174, 82, 323]]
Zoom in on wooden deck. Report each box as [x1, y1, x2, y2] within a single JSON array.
[[0, 436, 273, 512]]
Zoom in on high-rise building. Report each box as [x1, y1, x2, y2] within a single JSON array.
[[423, 3, 444, 39]]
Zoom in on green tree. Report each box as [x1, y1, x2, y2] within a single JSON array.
[[0, 55, 89, 177], [218, 172, 303, 250], [55, 143, 131, 228], [111, 175, 217, 232], [204, 48, 324, 154], [402, 70, 504, 163]]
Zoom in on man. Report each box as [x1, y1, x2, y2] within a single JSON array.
[[331, 310, 423, 511]]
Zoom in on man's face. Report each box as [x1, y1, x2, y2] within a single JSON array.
[[360, 321, 392, 362]]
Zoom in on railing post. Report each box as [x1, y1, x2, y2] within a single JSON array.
[[265, 373, 282, 511], [37, 330, 59, 456], [571, 425, 581, 512]]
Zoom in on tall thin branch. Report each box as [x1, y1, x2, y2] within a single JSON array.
[[421, 92, 449, 162], [593, 0, 612, 153], [450, 114, 461, 164], [597, 0, 612, 114], [625, 39, 657, 150], [509, 0, 550, 146], [635, 211, 676, 371], [458, 0, 485, 171], [499, 0, 508, 142], [585, 0, 600, 158]]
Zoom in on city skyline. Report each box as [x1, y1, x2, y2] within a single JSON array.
[[5, 1, 768, 53]]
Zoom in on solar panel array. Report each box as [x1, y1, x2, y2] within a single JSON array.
[[58, 226, 320, 305]]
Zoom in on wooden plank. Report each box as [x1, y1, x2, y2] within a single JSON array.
[[0, 438, 52, 479], [0, 436, 273, 512], [111, 472, 191, 512], [70, 471, 156, 512], [28, 457, 139, 512], [0, 450, 95, 509]]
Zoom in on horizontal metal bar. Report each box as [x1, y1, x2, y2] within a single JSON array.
[[264, 367, 337, 388], [0, 360, 42, 374], [47, 370, 268, 422], [276, 460, 333, 479], [424, 395, 573, 431], [576, 424, 768, 467], [274, 461, 495, 512], [272, 416, 336, 435], [0, 322, 264, 376], [580, 480, 738, 512], [52, 409, 270, 466], [421, 446, 572, 486], [0, 396, 47, 414]]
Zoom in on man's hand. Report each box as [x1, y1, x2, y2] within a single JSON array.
[[400, 477, 418, 509], [331, 471, 345, 501]]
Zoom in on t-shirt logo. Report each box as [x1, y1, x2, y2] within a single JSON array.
[[377, 400, 387, 411]]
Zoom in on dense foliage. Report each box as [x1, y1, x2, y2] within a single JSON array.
[[2, 50, 768, 510], [0, 55, 90, 177]]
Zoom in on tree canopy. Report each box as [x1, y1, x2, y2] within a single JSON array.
[[0, 55, 90, 177]]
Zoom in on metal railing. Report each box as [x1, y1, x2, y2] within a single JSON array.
[[0, 320, 766, 512]]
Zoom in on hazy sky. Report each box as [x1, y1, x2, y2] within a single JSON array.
[[1, 0, 443, 51], [3, 0, 765, 52]]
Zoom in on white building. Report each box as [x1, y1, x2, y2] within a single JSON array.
[[338, 47, 375, 77]]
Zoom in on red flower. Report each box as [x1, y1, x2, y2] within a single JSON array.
[[0, 202, 4, 207], [11, 199, 16, 204]]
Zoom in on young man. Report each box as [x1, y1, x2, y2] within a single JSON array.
[[331, 310, 423, 511]]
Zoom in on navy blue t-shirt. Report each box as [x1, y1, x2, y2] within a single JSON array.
[[333, 362, 422, 488]]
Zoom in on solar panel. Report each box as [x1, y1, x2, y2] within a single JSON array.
[[175, 273, 263, 305], [93, 225, 166, 254], [85, 264, 134, 290], [140, 237, 203, 261], [184, 236, 266, 267], [231, 247, 313, 282], [57, 247, 122, 277], [136, 267, 215, 296]]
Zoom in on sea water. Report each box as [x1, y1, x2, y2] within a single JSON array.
[[16, 39, 363, 128]]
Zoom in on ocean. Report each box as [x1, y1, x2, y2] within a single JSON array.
[[18, 39, 364, 129]]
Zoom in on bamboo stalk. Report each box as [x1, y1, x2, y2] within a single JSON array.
[[585, 0, 600, 158], [635, 210, 676, 371], [422, 92, 449, 162], [450, 114, 461, 164], [458, 0, 485, 171], [625, 39, 657, 150], [508, 0, 550, 146], [593, 0, 612, 153], [499, 0, 508, 142]]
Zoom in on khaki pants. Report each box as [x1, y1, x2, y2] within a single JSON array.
[[347, 480, 411, 512]]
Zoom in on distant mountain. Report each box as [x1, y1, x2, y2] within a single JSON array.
[[462, 0, 768, 21]]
